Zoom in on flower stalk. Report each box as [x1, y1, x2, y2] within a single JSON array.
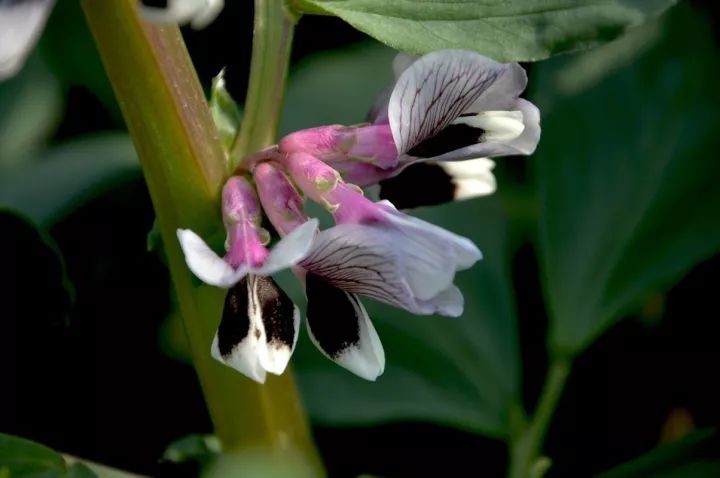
[[508, 356, 572, 478], [230, 0, 296, 167], [81, 0, 321, 470]]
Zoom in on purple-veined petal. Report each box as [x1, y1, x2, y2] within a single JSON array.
[[211, 278, 267, 383], [177, 228, 248, 287], [305, 273, 385, 381], [388, 50, 509, 155], [466, 63, 528, 112], [252, 218, 318, 276], [300, 219, 479, 315], [0, 0, 55, 80], [401, 98, 540, 166]]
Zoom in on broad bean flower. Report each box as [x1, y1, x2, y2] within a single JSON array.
[[176, 49, 540, 383]]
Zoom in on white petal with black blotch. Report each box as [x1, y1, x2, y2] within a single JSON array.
[[300, 211, 479, 316], [211, 275, 300, 382], [177, 228, 249, 288], [378, 158, 496, 208], [251, 275, 300, 376], [388, 50, 509, 155], [139, 0, 223, 29], [211, 277, 267, 383], [305, 273, 384, 381], [0, 0, 55, 80]]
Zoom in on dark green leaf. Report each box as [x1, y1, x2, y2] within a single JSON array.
[[533, 4, 720, 353], [294, 198, 521, 437], [0, 434, 98, 478], [599, 430, 720, 478], [0, 134, 139, 227], [295, 0, 676, 62]]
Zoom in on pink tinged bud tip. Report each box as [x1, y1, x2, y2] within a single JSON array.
[[221, 176, 268, 269]]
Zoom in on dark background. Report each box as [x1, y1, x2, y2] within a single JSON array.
[[2, 1, 720, 477]]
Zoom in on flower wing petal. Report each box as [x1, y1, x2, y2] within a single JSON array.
[[253, 218, 318, 276], [251, 276, 300, 376], [211, 278, 267, 383], [177, 228, 247, 287], [305, 274, 384, 381], [388, 50, 508, 155], [0, 0, 55, 80]]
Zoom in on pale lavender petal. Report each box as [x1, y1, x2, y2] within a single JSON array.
[[0, 0, 55, 80], [252, 218, 318, 276], [388, 50, 509, 155], [466, 63, 528, 112]]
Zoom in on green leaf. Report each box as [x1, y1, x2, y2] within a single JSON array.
[[598, 430, 720, 478], [0, 433, 97, 478], [295, 0, 676, 62], [281, 43, 395, 134], [0, 134, 139, 227], [533, 4, 720, 353], [294, 198, 520, 437], [0, 55, 62, 167], [209, 70, 242, 153], [163, 434, 221, 465]]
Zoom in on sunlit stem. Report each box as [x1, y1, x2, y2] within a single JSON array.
[[81, 0, 321, 470], [508, 356, 572, 478], [230, 0, 296, 168]]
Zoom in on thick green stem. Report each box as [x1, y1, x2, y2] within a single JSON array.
[[81, 0, 321, 470], [508, 357, 572, 478], [230, 0, 296, 166]]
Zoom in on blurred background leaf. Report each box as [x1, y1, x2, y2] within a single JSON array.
[[281, 43, 394, 134], [0, 55, 61, 168], [598, 430, 720, 478], [532, 3, 720, 354], [292, 198, 521, 437], [295, 0, 676, 62], [0, 134, 138, 228], [0, 433, 97, 478]]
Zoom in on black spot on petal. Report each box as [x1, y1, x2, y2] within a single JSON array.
[[253, 275, 296, 348], [379, 162, 456, 209], [306, 273, 361, 358], [217, 277, 251, 358], [139, 0, 168, 8], [408, 123, 482, 158]]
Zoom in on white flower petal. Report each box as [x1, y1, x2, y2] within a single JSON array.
[[177, 228, 247, 287], [441, 158, 497, 200], [388, 50, 509, 155], [305, 274, 384, 381], [251, 276, 300, 376], [139, 0, 223, 29], [419, 285, 464, 317], [0, 0, 55, 80], [253, 218, 318, 276], [211, 279, 267, 383]]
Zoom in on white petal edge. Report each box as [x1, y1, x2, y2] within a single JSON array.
[[253, 218, 318, 275], [306, 293, 385, 381], [139, 0, 223, 29], [177, 228, 247, 287], [0, 0, 55, 80], [257, 304, 300, 376], [441, 158, 497, 200]]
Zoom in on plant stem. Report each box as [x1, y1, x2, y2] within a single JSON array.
[[508, 357, 572, 478], [81, 0, 321, 471], [230, 0, 296, 167]]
